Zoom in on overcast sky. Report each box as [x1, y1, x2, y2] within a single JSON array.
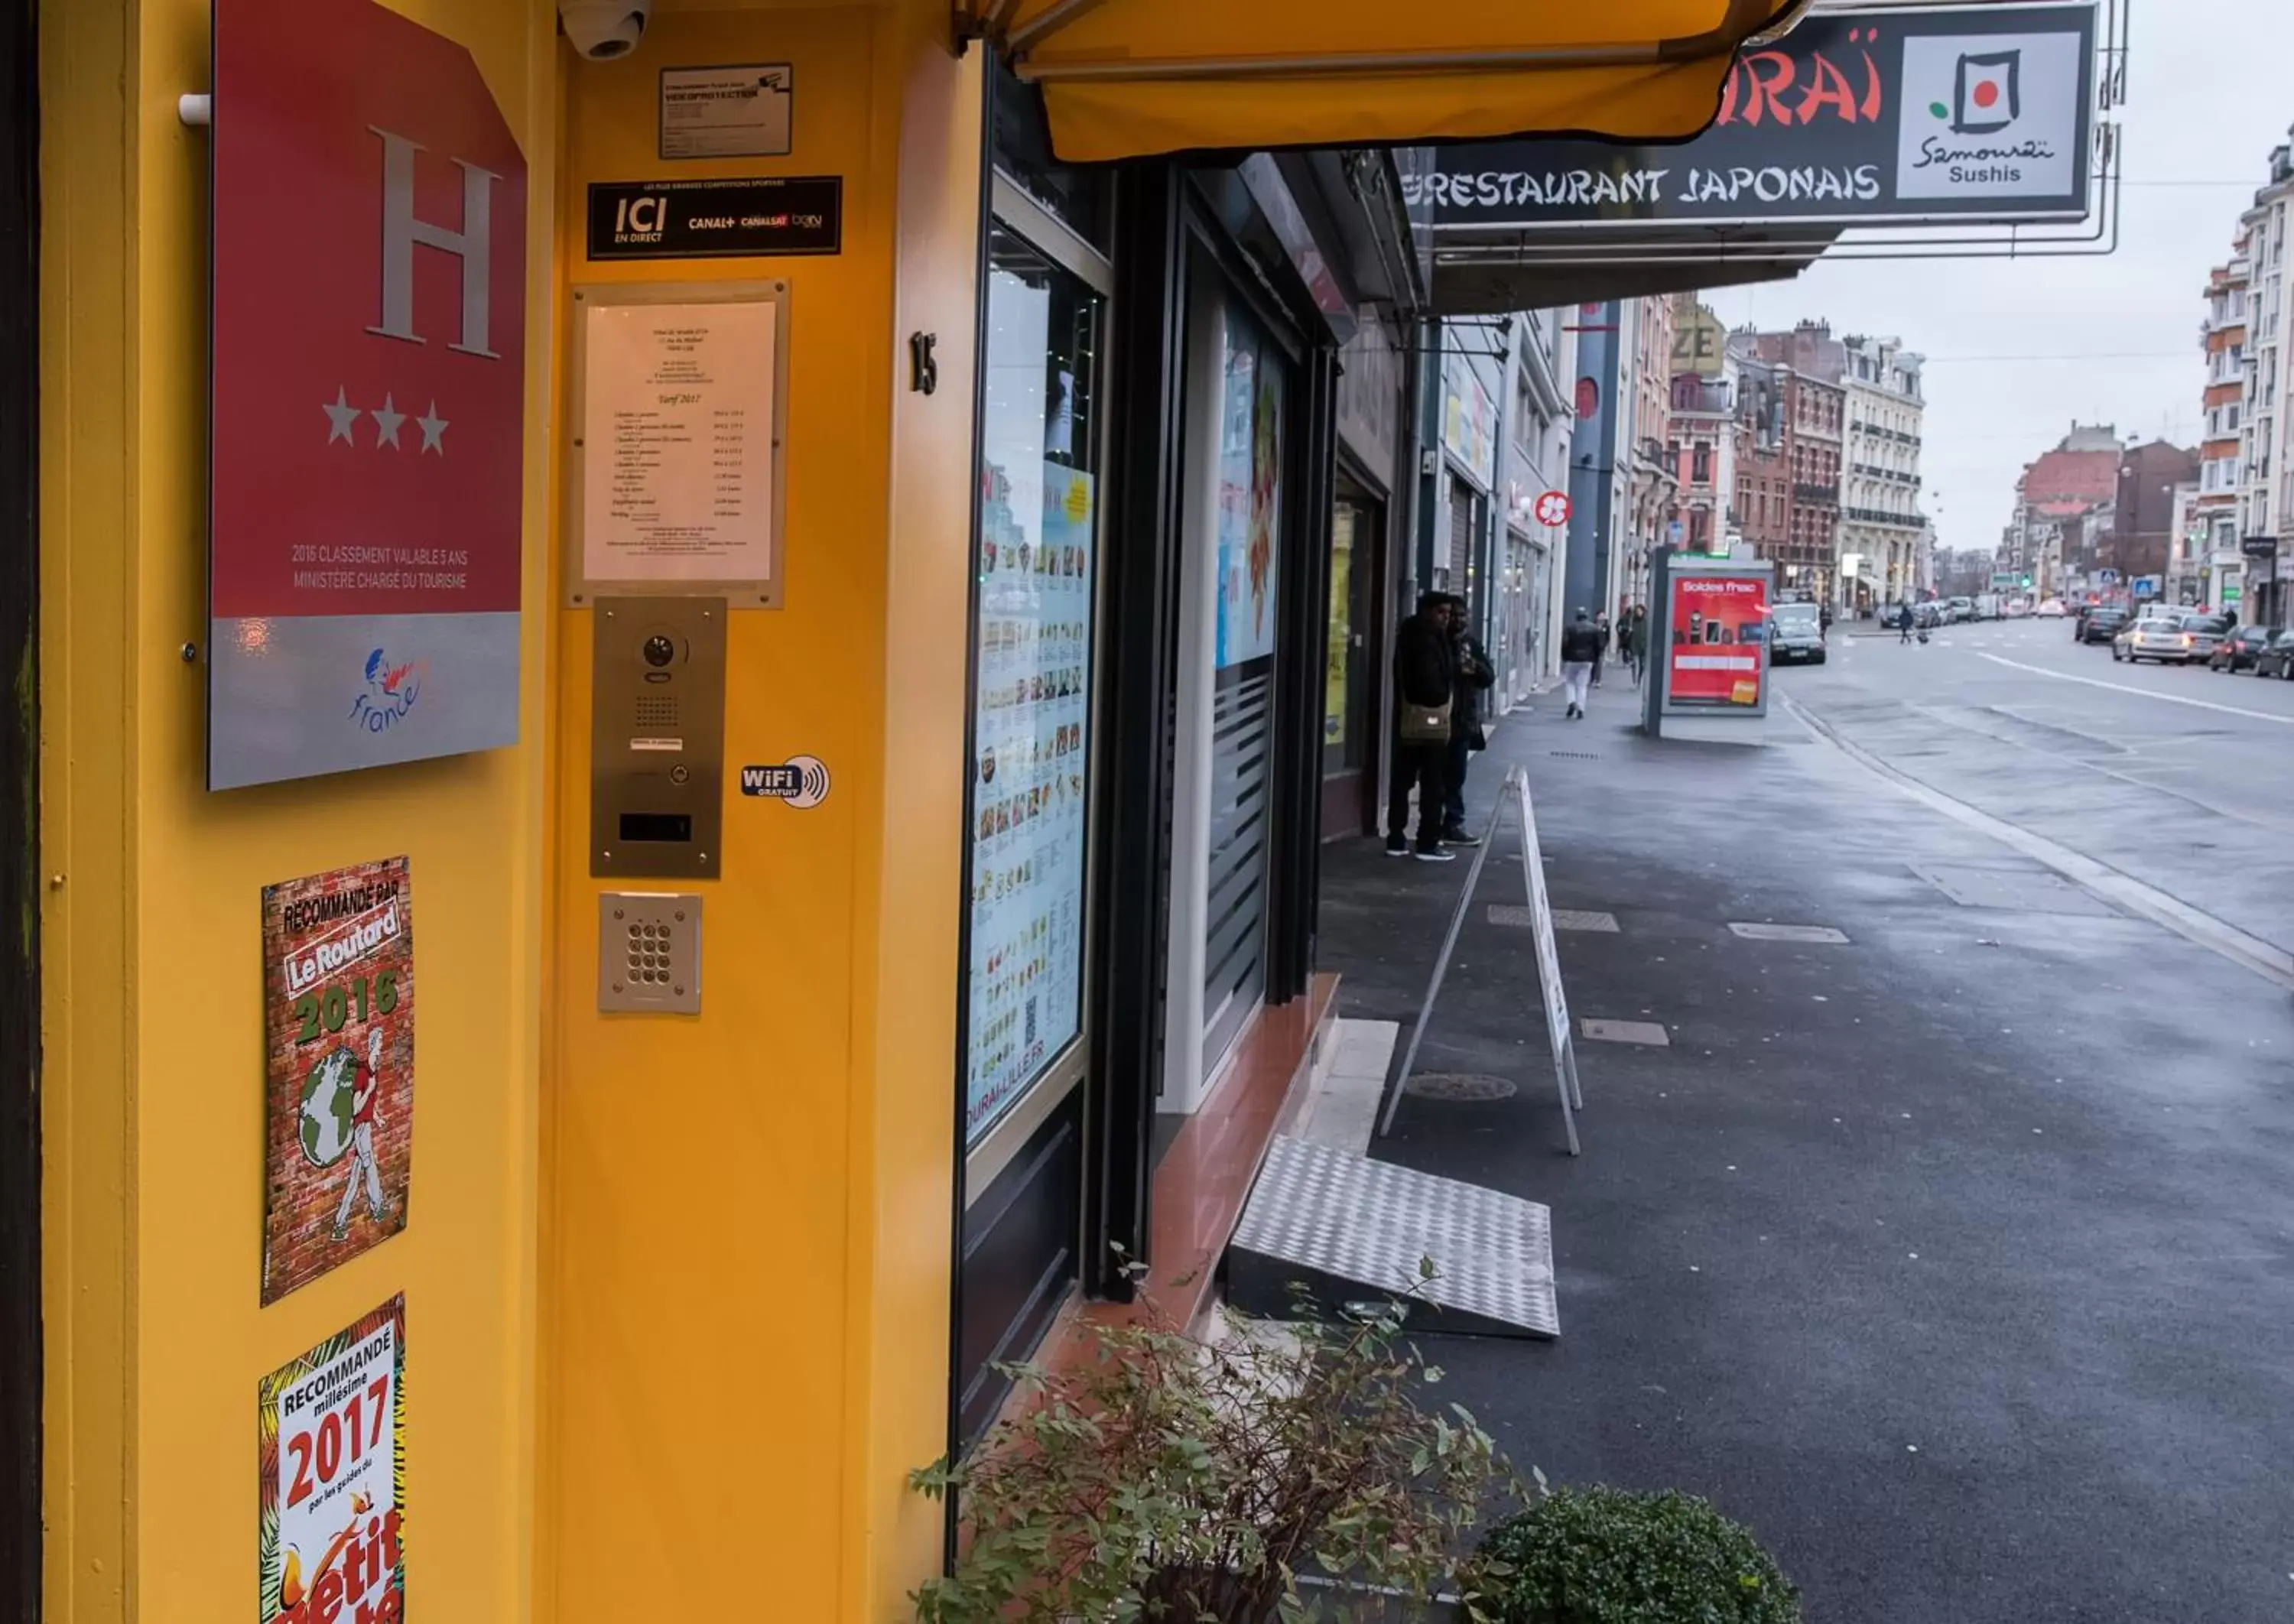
[[1703, 0, 2287, 559]]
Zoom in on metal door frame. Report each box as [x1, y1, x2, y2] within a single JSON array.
[[1, 0, 41, 1606]]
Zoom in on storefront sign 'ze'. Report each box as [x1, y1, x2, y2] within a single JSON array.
[[209, 0, 528, 790]]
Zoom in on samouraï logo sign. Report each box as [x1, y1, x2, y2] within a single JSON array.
[[1412, 2, 2095, 226]]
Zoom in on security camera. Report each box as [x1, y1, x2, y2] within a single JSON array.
[[560, 0, 651, 61]]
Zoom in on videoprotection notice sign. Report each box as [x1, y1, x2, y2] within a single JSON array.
[[1413, 2, 2096, 227], [209, 0, 527, 791]]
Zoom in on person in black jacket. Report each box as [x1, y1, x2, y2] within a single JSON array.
[[1438, 594, 1496, 845], [1386, 593, 1457, 862], [1559, 607, 1604, 719]]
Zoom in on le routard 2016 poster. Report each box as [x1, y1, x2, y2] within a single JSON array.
[[262, 856, 415, 1304], [259, 1294, 407, 1624]]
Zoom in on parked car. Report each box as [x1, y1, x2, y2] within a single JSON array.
[[2256, 630, 2294, 680], [2209, 625, 2273, 671], [1913, 601, 1945, 629], [2036, 597, 2068, 618], [1769, 603, 1827, 665], [2179, 612, 2232, 664], [1950, 595, 1976, 622], [2079, 606, 2130, 644], [2114, 615, 2199, 663]]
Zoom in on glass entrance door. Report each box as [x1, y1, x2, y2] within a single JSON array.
[[1164, 261, 1292, 1112]]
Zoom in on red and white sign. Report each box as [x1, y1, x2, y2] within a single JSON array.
[[1532, 489, 1572, 528], [1666, 573, 1769, 709], [210, 0, 527, 789]]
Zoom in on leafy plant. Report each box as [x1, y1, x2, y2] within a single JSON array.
[[1475, 1486, 1802, 1624], [911, 1263, 1524, 1622]]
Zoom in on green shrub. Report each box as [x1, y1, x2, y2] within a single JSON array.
[[910, 1266, 1524, 1622], [1477, 1486, 1801, 1624]]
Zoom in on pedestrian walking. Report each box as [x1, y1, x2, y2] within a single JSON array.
[[1386, 592, 1458, 862], [1559, 607, 1603, 719], [1626, 605, 1649, 686], [1439, 594, 1495, 846], [1899, 603, 1915, 644], [1591, 612, 1610, 687]]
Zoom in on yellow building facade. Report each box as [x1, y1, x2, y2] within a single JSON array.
[[20, 1, 1789, 1617], [44, 1, 974, 1616]]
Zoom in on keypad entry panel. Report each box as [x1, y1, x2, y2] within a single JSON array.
[[598, 892, 703, 1015]]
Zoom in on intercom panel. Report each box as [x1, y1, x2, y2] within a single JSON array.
[[590, 597, 726, 879]]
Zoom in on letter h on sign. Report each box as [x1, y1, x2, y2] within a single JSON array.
[[366, 126, 503, 358]]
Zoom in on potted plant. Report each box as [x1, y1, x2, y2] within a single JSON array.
[[911, 1266, 1522, 1622], [1474, 1486, 1802, 1623]]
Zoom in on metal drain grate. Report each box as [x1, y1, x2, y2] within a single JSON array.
[[1405, 1072, 1519, 1102], [1490, 905, 1618, 932], [1547, 751, 1602, 761]]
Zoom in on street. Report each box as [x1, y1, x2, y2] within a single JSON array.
[[1792, 617, 2294, 964], [1321, 643, 2294, 1624]]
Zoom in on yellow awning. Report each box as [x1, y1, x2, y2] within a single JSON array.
[[960, 0, 1811, 163]]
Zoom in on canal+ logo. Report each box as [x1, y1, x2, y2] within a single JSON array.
[[349, 647, 426, 736]]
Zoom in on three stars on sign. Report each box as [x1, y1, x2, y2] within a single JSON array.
[[323, 386, 449, 454]]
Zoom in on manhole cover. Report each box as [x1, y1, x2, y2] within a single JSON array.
[[1908, 862, 2117, 917], [1581, 1018, 1670, 1047], [1404, 1072, 1519, 1102], [1727, 922, 1850, 944]]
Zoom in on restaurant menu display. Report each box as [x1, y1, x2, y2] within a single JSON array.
[[966, 459, 1095, 1142]]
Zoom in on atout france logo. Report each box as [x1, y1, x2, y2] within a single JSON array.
[[349, 648, 425, 736]]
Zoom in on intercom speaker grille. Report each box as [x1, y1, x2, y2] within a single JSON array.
[[634, 695, 680, 731]]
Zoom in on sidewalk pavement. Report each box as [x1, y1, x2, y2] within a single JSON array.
[[1313, 690, 2294, 1623]]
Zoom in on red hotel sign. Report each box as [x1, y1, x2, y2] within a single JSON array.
[[210, 0, 527, 790]]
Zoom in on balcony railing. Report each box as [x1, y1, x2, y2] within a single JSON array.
[[1842, 507, 1925, 531]]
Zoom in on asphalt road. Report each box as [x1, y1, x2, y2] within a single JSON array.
[[1791, 616, 2294, 960], [1317, 650, 2294, 1624]]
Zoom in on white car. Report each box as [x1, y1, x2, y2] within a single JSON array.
[[2036, 598, 2067, 618]]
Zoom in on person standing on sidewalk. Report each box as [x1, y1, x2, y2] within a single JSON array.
[[1386, 592, 1458, 862], [1559, 607, 1603, 719], [1438, 593, 1495, 846], [1626, 605, 1649, 685]]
